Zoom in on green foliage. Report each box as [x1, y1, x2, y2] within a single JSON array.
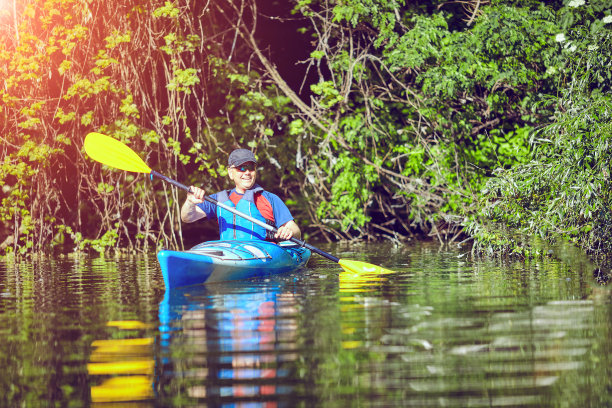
[[295, 1, 562, 237], [332, 0, 406, 43], [289, 0, 612, 248], [86, 229, 120, 254], [0, 0, 212, 255], [1, 0, 610, 256], [153, 1, 180, 19], [6, 0, 306, 256], [167, 68, 200, 93], [471, 94, 612, 256], [317, 153, 377, 230], [465, 1, 612, 257]]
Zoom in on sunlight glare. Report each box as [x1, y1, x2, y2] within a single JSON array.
[[0, 0, 12, 19]]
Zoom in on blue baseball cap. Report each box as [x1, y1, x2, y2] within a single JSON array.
[[228, 148, 257, 167]]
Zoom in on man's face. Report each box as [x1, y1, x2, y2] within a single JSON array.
[[229, 162, 257, 193]]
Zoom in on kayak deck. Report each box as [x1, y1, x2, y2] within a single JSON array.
[[158, 240, 311, 289]]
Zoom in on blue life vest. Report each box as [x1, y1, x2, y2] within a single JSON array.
[[216, 185, 274, 240]]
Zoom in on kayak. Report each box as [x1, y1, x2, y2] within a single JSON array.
[[157, 240, 311, 289]]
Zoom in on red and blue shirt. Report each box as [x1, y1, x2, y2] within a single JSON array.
[[196, 187, 294, 231]]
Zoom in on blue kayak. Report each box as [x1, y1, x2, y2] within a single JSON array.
[[157, 240, 311, 289]]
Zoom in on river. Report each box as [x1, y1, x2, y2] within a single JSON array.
[[0, 240, 610, 407]]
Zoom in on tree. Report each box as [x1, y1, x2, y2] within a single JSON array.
[[0, 0, 299, 255], [282, 0, 567, 243], [467, 1, 612, 258]]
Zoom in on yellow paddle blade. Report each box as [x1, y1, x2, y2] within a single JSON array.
[[84, 132, 151, 173], [338, 259, 395, 275]]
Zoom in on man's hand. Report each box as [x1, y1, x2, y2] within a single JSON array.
[[181, 186, 206, 223], [187, 186, 205, 204], [274, 220, 301, 241]]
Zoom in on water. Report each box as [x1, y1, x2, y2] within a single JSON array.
[[0, 241, 611, 407]]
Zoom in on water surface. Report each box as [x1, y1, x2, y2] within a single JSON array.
[[0, 241, 610, 407]]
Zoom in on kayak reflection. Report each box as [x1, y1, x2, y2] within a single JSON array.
[[158, 280, 300, 406]]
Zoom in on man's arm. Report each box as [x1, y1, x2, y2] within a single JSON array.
[[263, 191, 301, 241]]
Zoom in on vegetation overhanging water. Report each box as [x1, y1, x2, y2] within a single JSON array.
[[1, 1, 611, 260]]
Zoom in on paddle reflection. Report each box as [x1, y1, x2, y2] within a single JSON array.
[[88, 321, 155, 405], [338, 266, 396, 292], [158, 281, 299, 406]]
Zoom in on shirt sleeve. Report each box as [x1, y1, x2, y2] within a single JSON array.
[[196, 192, 219, 220], [262, 191, 294, 228]]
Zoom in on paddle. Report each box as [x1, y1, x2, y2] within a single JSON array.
[[83, 132, 394, 274]]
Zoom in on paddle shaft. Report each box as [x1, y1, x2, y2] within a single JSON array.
[[150, 170, 341, 263]]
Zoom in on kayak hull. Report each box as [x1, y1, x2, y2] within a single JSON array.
[[157, 240, 311, 289]]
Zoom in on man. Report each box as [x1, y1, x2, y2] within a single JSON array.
[[181, 148, 301, 242]]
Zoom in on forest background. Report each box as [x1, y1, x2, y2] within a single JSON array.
[[0, 0, 610, 259]]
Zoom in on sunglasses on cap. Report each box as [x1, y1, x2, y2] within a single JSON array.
[[232, 163, 257, 172]]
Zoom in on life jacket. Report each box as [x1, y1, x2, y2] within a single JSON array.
[[216, 185, 275, 241]]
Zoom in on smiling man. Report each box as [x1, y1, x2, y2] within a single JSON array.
[[181, 148, 301, 242]]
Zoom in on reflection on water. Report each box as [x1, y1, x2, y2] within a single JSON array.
[[0, 242, 611, 406], [338, 264, 396, 293], [88, 321, 154, 404], [158, 281, 300, 405], [155, 243, 612, 407], [374, 299, 597, 407]]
